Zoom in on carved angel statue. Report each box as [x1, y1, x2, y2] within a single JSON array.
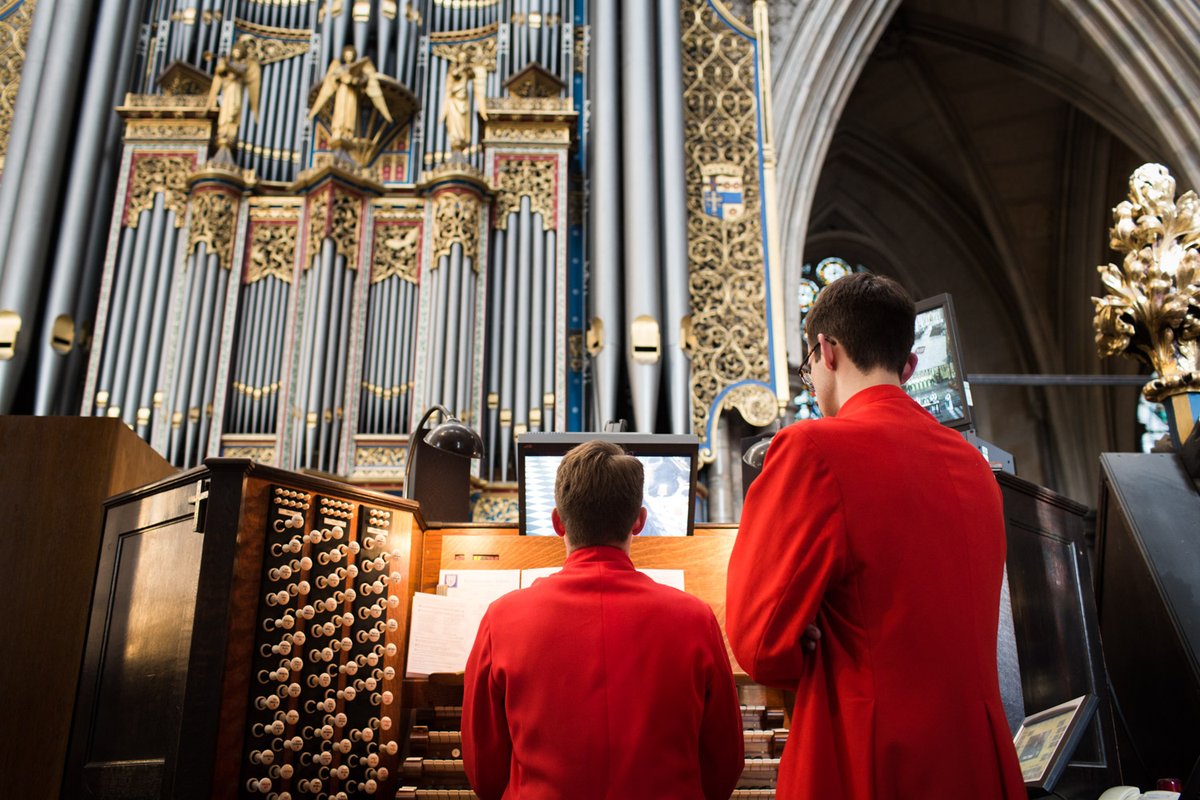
[[309, 45, 392, 151], [441, 54, 472, 154], [440, 51, 489, 155], [207, 37, 261, 160]]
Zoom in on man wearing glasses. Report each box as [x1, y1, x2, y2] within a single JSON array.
[[726, 272, 1024, 799]]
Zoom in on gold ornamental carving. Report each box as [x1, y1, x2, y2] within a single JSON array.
[[208, 37, 261, 159], [483, 123, 570, 146], [223, 445, 276, 462], [493, 156, 557, 231], [188, 188, 239, 269], [158, 62, 212, 96], [330, 189, 362, 270], [233, 18, 312, 44], [1093, 163, 1200, 403], [371, 223, 420, 284], [433, 38, 497, 156], [309, 47, 412, 167], [307, 184, 363, 271], [472, 492, 519, 523], [123, 120, 213, 142], [429, 23, 499, 47], [247, 222, 298, 284], [682, 1, 772, 458], [126, 154, 196, 228], [722, 384, 778, 427], [0, 0, 36, 165], [355, 445, 407, 469], [432, 189, 482, 263]]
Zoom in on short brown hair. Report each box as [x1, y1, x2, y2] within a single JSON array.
[[803, 272, 915, 376], [554, 440, 644, 547]]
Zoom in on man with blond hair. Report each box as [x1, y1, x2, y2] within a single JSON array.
[[463, 439, 744, 800]]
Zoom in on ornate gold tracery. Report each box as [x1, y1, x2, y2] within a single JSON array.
[[681, 1, 775, 458], [306, 183, 364, 271], [188, 187, 240, 270], [371, 204, 423, 284], [493, 156, 557, 230], [0, 0, 35, 166], [432, 189, 482, 263], [125, 153, 196, 227], [248, 222, 298, 284]]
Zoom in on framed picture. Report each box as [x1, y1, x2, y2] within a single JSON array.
[[905, 293, 973, 431], [1014, 694, 1099, 791]]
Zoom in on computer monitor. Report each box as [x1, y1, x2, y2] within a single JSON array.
[[905, 293, 973, 431], [517, 432, 699, 537]]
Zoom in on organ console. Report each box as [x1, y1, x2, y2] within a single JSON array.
[[63, 459, 1109, 799], [63, 459, 791, 799]]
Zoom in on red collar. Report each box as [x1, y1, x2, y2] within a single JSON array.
[[564, 545, 635, 570], [836, 383, 913, 417]]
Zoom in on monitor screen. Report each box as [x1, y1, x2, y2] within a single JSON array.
[[905, 293, 973, 431], [518, 433, 699, 537]]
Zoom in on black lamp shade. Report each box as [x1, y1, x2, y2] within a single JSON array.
[[742, 436, 773, 469], [424, 417, 484, 458]]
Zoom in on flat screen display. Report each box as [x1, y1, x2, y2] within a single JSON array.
[[904, 294, 973, 430], [518, 433, 699, 537]]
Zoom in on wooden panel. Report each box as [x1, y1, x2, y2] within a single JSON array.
[[423, 532, 741, 670], [0, 418, 174, 800]]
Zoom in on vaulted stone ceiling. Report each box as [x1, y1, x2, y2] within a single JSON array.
[[761, 0, 1200, 501]]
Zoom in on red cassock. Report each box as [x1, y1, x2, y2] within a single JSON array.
[[726, 385, 1026, 800], [463, 545, 744, 800]]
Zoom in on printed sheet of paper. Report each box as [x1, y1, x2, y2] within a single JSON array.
[[520, 566, 563, 587], [638, 568, 686, 591], [439, 568, 521, 605], [405, 592, 490, 677]]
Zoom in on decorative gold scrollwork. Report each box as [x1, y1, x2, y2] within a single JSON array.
[[188, 188, 239, 269], [126, 154, 196, 228], [306, 184, 364, 271], [430, 26, 499, 54], [493, 156, 557, 231], [722, 384, 779, 428], [355, 445, 407, 469], [330, 188, 362, 270], [247, 222, 297, 284], [1093, 162, 1200, 402], [223, 445, 276, 462], [371, 223, 420, 284], [682, 2, 772, 455], [306, 189, 329, 265], [432, 189, 481, 263], [0, 0, 35, 166]]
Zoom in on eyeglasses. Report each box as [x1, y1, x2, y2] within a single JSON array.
[[798, 337, 836, 395]]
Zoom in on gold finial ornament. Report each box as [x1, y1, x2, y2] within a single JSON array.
[[207, 36, 262, 161], [1093, 162, 1200, 446]]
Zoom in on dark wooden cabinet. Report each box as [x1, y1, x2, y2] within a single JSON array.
[[63, 459, 424, 800], [997, 470, 1120, 797], [1095, 453, 1200, 788]]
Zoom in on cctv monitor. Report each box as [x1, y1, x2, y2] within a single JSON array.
[[517, 433, 699, 537], [905, 293, 973, 431]]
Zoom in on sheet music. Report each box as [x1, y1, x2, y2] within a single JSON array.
[[520, 566, 563, 587], [638, 568, 686, 591], [439, 568, 521, 605], [405, 592, 488, 677]]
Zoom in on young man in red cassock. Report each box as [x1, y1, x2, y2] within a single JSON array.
[[463, 440, 744, 800], [726, 272, 1026, 799]]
